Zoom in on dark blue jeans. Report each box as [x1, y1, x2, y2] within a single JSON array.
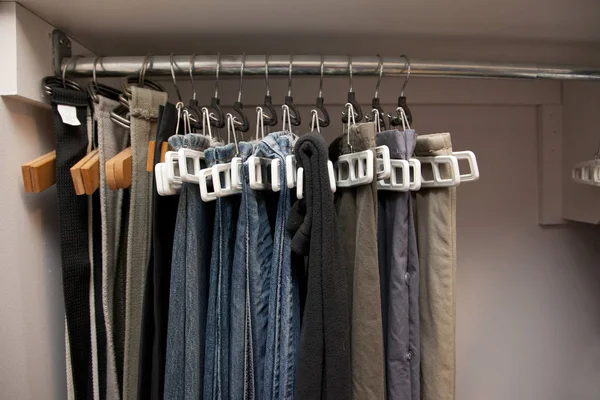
[[230, 141, 275, 399], [260, 132, 300, 400], [164, 134, 215, 400], [204, 143, 241, 400]]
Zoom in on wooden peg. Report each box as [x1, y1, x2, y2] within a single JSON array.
[[146, 141, 171, 172], [70, 150, 99, 195], [146, 141, 156, 172], [80, 152, 100, 195], [106, 147, 132, 190], [21, 150, 56, 193]]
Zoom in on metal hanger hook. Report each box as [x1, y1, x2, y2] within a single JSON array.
[[170, 53, 183, 103], [92, 56, 101, 91], [319, 54, 325, 98], [189, 53, 197, 101], [265, 54, 271, 96], [400, 54, 411, 96], [214, 53, 221, 98], [288, 54, 294, 97], [139, 53, 152, 88], [201, 107, 213, 139], [175, 101, 185, 135], [310, 109, 320, 133], [238, 53, 246, 103], [256, 106, 266, 140], [345, 102, 356, 153], [375, 54, 384, 98], [348, 55, 354, 93]]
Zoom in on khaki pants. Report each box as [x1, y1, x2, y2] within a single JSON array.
[[414, 133, 457, 400]]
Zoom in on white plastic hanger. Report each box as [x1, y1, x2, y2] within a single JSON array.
[[178, 107, 212, 183], [333, 102, 375, 188], [247, 106, 273, 191], [212, 113, 242, 198], [155, 162, 181, 196], [572, 157, 600, 186], [372, 108, 392, 181], [296, 109, 336, 199]]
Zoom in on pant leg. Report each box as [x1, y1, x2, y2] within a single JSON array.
[[376, 129, 420, 400], [259, 132, 298, 400], [183, 134, 214, 400], [123, 87, 167, 400], [95, 96, 129, 400], [162, 135, 188, 399], [331, 122, 385, 400], [414, 132, 457, 400], [52, 87, 92, 400], [204, 144, 240, 400]]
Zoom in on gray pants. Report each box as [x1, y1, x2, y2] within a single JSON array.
[[414, 132, 457, 400], [377, 128, 420, 400], [331, 122, 386, 400]]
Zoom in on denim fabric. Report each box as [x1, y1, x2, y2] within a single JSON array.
[[204, 144, 241, 400], [229, 142, 274, 400], [260, 132, 299, 400], [377, 129, 420, 400], [163, 134, 214, 400]]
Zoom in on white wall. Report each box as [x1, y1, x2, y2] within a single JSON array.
[[0, 98, 65, 400]]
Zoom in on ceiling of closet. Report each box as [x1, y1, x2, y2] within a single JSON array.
[[19, 0, 600, 55]]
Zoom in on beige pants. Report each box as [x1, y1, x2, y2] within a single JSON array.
[[414, 133, 457, 400]]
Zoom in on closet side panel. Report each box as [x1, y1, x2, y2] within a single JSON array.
[[0, 98, 66, 400]]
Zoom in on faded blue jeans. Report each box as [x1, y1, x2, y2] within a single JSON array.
[[204, 143, 241, 400], [229, 142, 274, 399], [260, 132, 300, 400], [163, 134, 215, 400]]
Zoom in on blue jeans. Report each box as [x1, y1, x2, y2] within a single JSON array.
[[204, 143, 240, 400], [164, 134, 214, 400], [259, 132, 299, 400], [230, 141, 275, 399]]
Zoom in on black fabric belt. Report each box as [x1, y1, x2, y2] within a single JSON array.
[[52, 88, 93, 400]]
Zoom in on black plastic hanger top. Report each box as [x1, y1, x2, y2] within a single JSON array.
[[342, 55, 363, 123]]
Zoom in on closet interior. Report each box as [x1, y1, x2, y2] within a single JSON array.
[[1, 1, 600, 400]]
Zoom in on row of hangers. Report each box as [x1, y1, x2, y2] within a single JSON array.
[[155, 98, 480, 201], [23, 53, 480, 197]]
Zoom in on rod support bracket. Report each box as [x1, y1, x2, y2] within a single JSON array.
[[52, 29, 71, 76]]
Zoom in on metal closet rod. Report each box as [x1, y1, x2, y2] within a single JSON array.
[[60, 54, 600, 81]]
